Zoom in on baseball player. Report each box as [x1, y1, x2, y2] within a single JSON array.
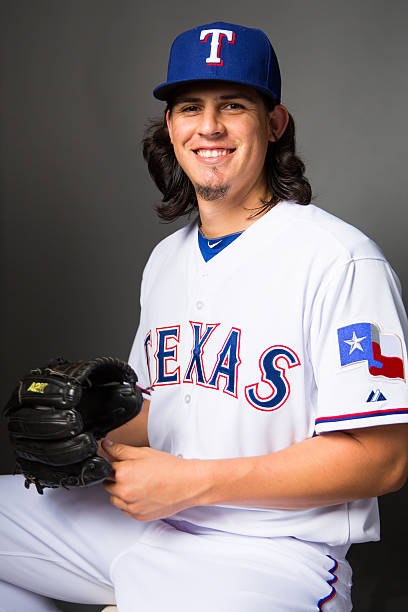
[[1, 21, 408, 612]]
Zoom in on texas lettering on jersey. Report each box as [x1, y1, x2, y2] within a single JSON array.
[[144, 322, 301, 411]]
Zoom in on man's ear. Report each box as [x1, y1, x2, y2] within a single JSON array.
[[268, 105, 289, 142], [166, 109, 173, 144]]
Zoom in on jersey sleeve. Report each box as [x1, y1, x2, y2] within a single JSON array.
[[128, 268, 152, 401], [310, 257, 408, 433]]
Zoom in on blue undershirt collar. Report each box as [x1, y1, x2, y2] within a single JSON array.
[[198, 228, 243, 262]]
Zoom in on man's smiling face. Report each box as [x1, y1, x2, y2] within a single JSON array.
[[166, 82, 275, 203]]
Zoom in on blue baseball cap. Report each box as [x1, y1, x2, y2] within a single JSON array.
[[153, 22, 281, 103]]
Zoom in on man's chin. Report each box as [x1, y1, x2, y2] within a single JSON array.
[[195, 183, 230, 201]]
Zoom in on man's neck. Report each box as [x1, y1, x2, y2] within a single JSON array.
[[198, 196, 274, 239]]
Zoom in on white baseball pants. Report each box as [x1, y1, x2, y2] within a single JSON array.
[[0, 475, 352, 611]]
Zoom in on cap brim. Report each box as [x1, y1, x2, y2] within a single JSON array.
[[153, 77, 280, 103]]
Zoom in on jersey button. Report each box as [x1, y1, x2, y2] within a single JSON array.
[[184, 394, 191, 404], [196, 300, 204, 310]]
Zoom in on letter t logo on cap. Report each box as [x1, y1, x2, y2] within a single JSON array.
[[200, 29, 235, 66]]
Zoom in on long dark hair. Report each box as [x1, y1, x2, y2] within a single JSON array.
[[142, 94, 312, 222]]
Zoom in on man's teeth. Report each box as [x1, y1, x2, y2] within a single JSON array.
[[196, 149, 232, 158]]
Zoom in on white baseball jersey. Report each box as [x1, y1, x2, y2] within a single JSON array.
[[129, 200, 408, 547]]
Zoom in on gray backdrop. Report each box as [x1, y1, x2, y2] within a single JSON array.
[[1, 1, 407, 610]]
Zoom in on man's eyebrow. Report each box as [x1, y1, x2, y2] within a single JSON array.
[[218, 93, 257, 102], [172, 97, 203, 105], [172, 93, 257, 105]]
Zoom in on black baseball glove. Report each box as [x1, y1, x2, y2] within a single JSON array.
[[3, 357, 143, 494]]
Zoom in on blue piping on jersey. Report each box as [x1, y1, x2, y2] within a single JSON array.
[[316, 407, 408, 425], [317, 555, 338, 610]]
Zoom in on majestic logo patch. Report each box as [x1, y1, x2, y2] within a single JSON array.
[[366, 389, 387, 402], [337, 322, 404, 380]]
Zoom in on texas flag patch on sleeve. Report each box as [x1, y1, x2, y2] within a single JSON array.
[[337, 322, 405, 380]]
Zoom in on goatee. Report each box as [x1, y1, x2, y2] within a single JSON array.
[[196, 183, 230, 201]]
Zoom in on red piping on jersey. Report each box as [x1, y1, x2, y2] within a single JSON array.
[[316, 407, 408, 425]]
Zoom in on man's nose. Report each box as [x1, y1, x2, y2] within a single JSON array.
[[197, 107, 225, 137]]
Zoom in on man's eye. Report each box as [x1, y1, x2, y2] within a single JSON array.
[[225, 103, 244, 110], [180, 105, 200, 113]]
